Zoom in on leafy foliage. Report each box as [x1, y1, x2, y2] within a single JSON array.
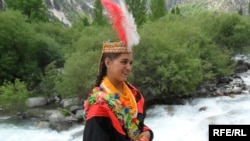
[[132, 15, 202, 95], [0, 79, 31, 112], [0, 10, 71, 90], [131, 14, 235, 96], [93, 0, 107, 26], [39, 62, 61, 97], [192, 12, 250, 54], [1, 3, 250, 109], [149, 0, 167, 21], [3, 10, 247, 98], [0, 10, 40, 85], [5, 0, 49, 22], [55, 25, 115, 98], [249, 3, 250, 14], [177, 1, 207, 16], [56, 50, 99, 98], [170, 6, 181, 15], [125, 0, 147, 27]]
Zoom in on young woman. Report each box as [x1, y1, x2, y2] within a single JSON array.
[[82, 41, 154, 141], [83, 0, 153, 140]]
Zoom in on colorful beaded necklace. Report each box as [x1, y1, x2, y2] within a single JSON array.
[[84, 77, 140, 140]]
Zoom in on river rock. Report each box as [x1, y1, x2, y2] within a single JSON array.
[[26, 97, 47, 108]]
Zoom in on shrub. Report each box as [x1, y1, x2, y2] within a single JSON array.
[[0, 79, 31, 112]]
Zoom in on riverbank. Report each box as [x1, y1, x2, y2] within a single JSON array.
[[1, 92, 250, 141]]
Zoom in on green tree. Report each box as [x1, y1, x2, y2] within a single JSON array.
[[149, 0, 166, 21], [171, 6, 180, 15], [53, 11, 246, 100], [248, 3, 250, 15], [0, 10, 40, 85], [5, 0, 49, 22], [39, 62, 61, 97], [56, 50, 99, 98], [82, 16, 90, 26], [55, 25, 116, 98], [93, 0, 107, 25], [0, 10, 69, 88], [198, 12, 250, 53], [238, 8, 243, 15], [0, 79, 31, 112], [131, 14, 234, 97], [125, 0, 147, 27]]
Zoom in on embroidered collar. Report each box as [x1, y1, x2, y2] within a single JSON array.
[[101, 77, 138, 117], [84, 78, 140, 140]]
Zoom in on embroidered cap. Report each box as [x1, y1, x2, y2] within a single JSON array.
[[102, 41, 130, 54]]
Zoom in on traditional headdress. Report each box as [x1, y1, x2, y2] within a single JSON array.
[[100, 0, 140, 53]]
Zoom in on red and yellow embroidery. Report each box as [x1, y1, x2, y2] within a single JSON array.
[[84, 77, 140, 140]]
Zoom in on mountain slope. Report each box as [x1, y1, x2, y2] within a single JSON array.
[[46, 0, 249, 26]]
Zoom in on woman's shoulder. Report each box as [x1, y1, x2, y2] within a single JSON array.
[[84, 86, 117, 108], [125, 82, 143, 101], [125, 81, 138, 90]]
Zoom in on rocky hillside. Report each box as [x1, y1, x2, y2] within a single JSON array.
[[46, 0, 94, 26], [47, 0, 249, 26], [0, 0, 4, 10], [173, 0, 249, 15]]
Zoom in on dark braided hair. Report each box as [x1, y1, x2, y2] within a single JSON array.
[[94, 53, 122, 87]]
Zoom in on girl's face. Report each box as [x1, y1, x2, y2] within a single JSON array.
[[105, 53, 133, 84]]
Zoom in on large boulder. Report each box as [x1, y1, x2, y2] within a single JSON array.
[[49, 111, 73, 131], [61, 98, 82, 107], [26, 97, 47, 108]]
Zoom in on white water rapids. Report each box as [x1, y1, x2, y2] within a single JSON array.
[[1, 85, 250, 141]]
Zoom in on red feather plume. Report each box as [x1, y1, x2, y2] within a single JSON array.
[[100, 0, 127, 45]]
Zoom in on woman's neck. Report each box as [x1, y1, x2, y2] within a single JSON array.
[[106, 77, 123, 93], [113, 82, 123, 94]]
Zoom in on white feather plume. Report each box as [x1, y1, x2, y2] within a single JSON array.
[[119, 0, 140, 51]]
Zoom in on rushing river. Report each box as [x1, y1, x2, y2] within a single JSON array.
[[1, 56, 250, 141], [1, 88, 250, 141]]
